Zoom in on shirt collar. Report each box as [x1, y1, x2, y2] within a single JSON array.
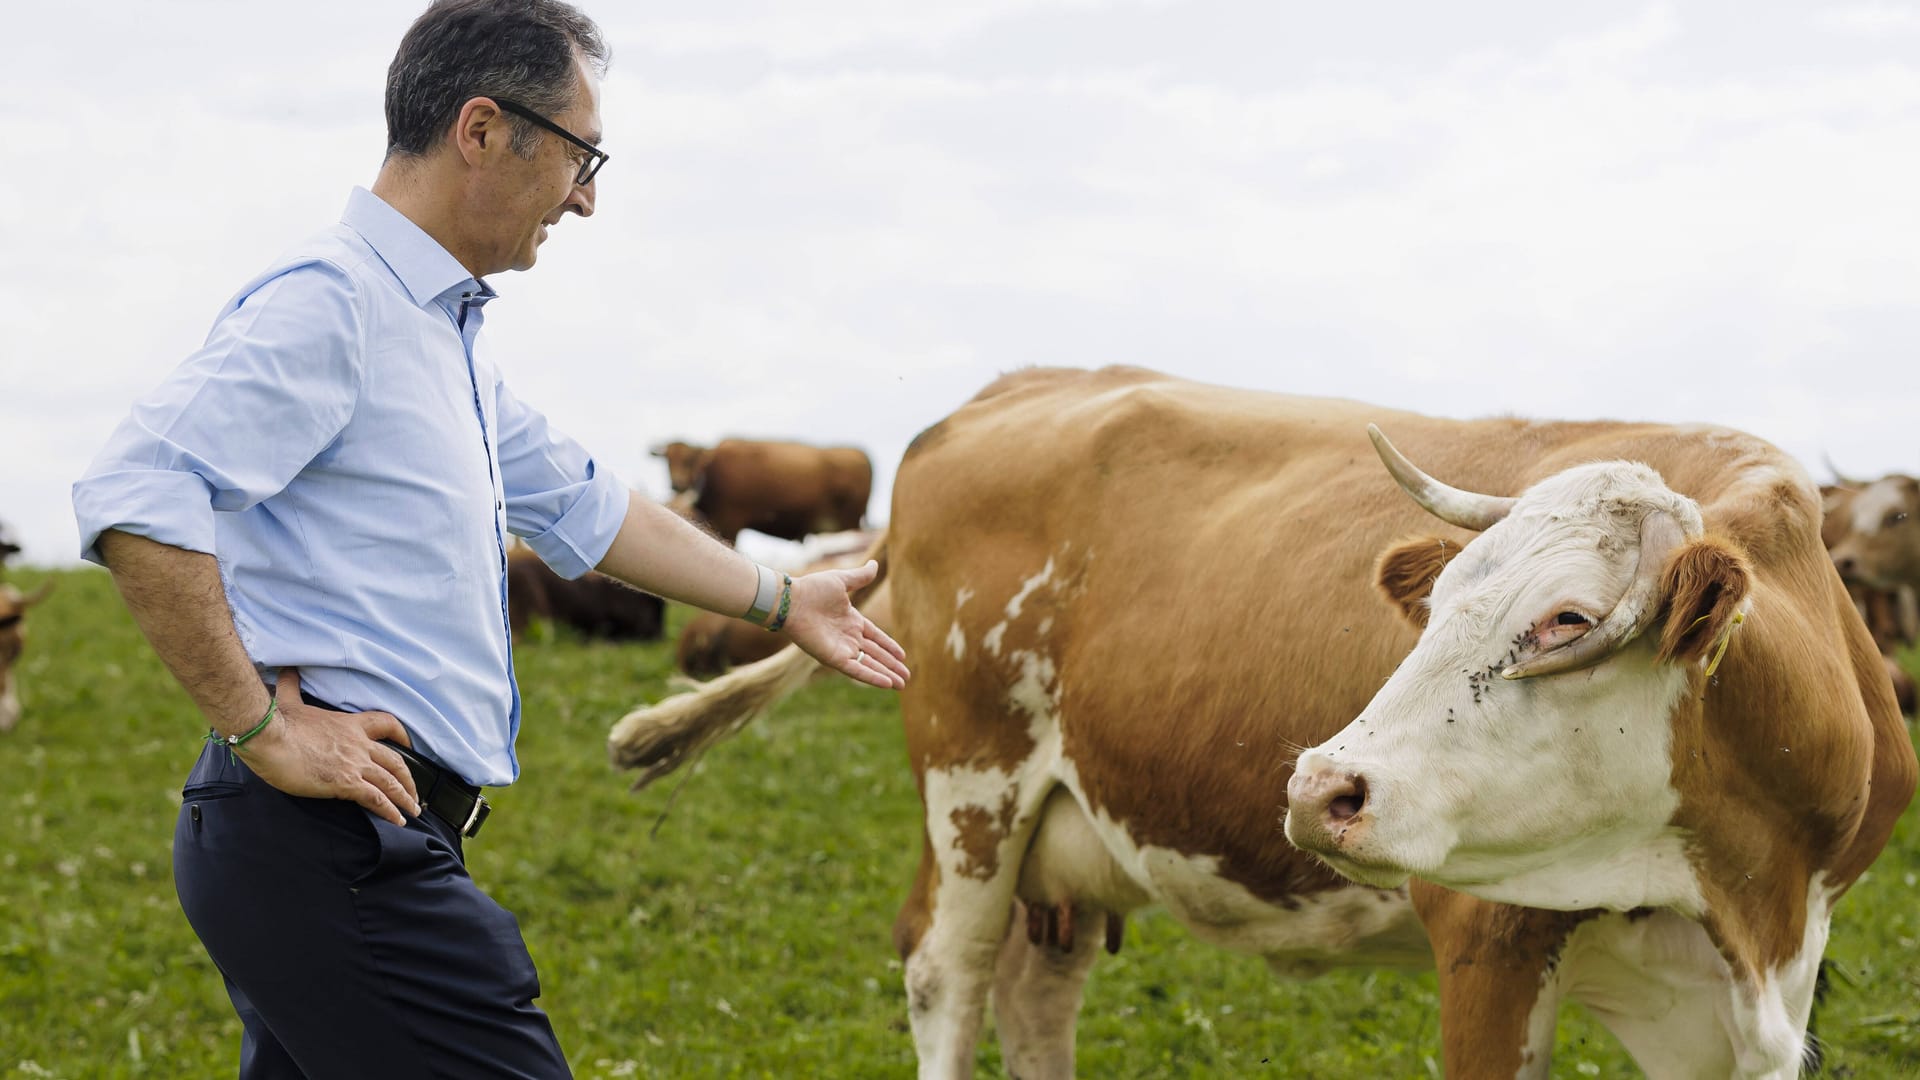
[[340, 187, 493, 309]]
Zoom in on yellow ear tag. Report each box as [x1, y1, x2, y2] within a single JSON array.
[[1702, 610, 1745, 679]]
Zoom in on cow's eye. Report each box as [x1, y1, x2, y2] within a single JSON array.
[[1527, 609, 1593, 652], [1887, 511, 1909, 529]]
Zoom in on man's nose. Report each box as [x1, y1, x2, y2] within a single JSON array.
[[567, 176, 595, 218]]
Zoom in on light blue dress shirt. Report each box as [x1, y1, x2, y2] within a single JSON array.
[[74, 187, 631, 786]]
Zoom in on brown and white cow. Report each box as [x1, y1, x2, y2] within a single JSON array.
[[1286, 429, 1914, 1076], [1827, 473, 1920, 593], [611, 367, 1914, 1078], [506, 546, 664, 642], [1821, 482, 1917, 714], [651, 439, 872, 545], [0, 580, 53, 732]]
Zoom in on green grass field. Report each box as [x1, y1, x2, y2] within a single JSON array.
[[3, 565, 1917, 1078]]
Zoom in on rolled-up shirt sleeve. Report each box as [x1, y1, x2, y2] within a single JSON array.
[[494, 380, 628, 580], [73, 261, 363, 565]]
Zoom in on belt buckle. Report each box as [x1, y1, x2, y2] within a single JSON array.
[[461, 794, 491, 838]]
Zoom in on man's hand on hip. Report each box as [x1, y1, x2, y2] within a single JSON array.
[[237, 668, 423, 826]]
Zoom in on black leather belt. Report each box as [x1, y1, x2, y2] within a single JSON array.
[[388, 741, 491, 839]]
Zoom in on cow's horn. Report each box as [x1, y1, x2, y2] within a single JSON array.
[[1368, 425, 1517, 532], [1822, 453, 1860, 489], [1500, 510, 1685, 680], [17, 580, 54, 607]]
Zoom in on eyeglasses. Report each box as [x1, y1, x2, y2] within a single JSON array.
[[491, 97, 608, 186]]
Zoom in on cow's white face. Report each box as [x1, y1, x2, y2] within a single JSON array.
[[1831, 475, 1920, 590], [1287, 462, 1724, 910]]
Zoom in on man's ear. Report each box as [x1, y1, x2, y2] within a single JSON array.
[[1375, 536, 1462, 628], [1654, 537, 1751, 664], [452, 97, 506, 168]]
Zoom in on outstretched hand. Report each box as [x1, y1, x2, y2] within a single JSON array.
[[780, 560, 910, 689], [234, 669, 423, 826]]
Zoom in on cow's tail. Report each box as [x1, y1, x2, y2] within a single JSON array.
[[608, 531, 893, 791]]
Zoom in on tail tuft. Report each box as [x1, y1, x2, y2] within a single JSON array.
[[610, 528, 893, 792], [609, 644, 824, 790]]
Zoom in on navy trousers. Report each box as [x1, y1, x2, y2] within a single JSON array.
[[173, 742, 571, 1079]]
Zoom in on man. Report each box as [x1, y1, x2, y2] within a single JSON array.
[[71, 2, 908, 1076]]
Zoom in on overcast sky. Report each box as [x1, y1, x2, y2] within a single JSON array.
[[4, 1, 1917, 567]]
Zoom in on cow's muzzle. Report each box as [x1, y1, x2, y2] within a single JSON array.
[[1285, 760, 1415, 887], [1284, 758, 1371, 852]]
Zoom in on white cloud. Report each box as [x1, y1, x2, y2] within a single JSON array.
[[622, 0, 1171, 62], [1817, 4, 1920, 35], [4, 3, 1918, 565]]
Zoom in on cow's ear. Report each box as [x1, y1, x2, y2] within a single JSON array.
[[1374, 536, 1462, 628], [1654, 537, 1751, 664]]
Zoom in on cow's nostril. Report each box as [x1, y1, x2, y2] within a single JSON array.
[[1327, 776, 1368, 821]]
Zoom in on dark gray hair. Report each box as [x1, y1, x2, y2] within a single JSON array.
[[385, 0, 609, 161]]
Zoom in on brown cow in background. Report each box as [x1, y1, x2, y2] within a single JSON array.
[[0, 581, 53, 732], [675, 533, 878, 678], [506, 546, 664, 642], [675, 610, 781, 679], [1, 521, 49, 731], [653, 439, 871, 545], [1822, 481, 1917, 714], [1828, 473, 1920, 591]]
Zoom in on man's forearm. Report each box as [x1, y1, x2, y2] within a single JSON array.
[[595, 493, 759, 618], [97, 530, 272, 735]]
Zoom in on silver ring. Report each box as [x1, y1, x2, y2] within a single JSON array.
[[855, 649, 865, 664]]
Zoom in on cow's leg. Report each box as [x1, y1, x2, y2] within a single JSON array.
[[1556, 911, 1742, 1077], [0, 674, 18, 732], [1885, 655, 1915, 715], [1718, 909, 1828, 1079], [990, 899, 1105, 1080], [1415, 884, 1591, 1080], [1587, 882, 1833, 1079], [1503, 903, 1825, 1079], [895, 766, 1052, 1080]]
